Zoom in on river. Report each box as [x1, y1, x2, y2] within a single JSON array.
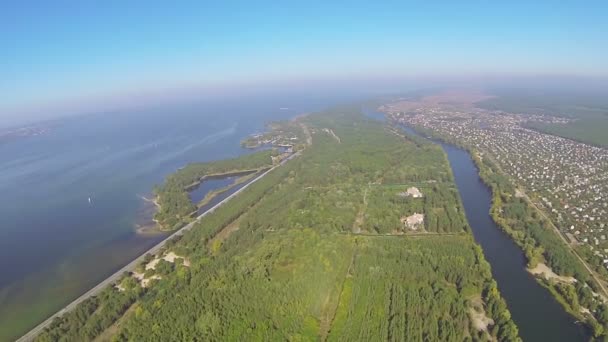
[[399, 125, 588, 341]]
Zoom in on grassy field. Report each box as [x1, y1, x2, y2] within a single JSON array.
[[526, 119, 608, 147], [36, 106, 519, 342], [476, 88, 608, 147]]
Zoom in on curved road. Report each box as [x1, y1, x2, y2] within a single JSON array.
[[17, 152, 299, 342]]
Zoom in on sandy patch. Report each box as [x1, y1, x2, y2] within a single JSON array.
[[401, 213, 424, 230], [469, 296, 494, 334], [146, 252, 190, 270], [131, 270, 162, 288], [528, 263, 577, 284], [132, 271, 145, 281], [163, 252, 190, 267], [145, 258, 160, 270], [141, 275, 161, 287]]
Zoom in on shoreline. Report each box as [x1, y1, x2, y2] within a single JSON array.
[[17, 151, 300, 342], [395, 120, 595, 338], [134, 195, 164, 235]]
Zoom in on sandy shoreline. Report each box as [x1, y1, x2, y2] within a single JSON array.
[[528, 263, 577, 284]]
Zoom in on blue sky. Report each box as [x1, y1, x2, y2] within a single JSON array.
[[1, 1, 607, 122]]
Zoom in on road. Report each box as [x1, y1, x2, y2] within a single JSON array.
[[17, 151, 299, 342], [522, 191, 608, 300]]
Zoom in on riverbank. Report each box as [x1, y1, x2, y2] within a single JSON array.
[[397, 123, 589, 341]]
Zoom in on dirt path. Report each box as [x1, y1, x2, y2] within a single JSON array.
[[92, 303, 138, 342], [319, 247, 357, 341], [324, 128, 341, 143], [352, 185, 369, 233], [299, 122, 312, 146], [207, 218, 241, 252]]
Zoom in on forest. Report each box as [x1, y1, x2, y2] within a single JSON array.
[[36, 107, 519, 341]]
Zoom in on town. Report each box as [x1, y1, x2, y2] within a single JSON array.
[[383, 102, 608, 271]]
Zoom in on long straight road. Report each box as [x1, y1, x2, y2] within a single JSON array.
[[17, 151, 299, 342]]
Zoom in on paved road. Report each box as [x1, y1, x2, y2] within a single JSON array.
[[17, 152, 299, 342]]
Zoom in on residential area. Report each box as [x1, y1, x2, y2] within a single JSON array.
[[384, 104, 608, 268]]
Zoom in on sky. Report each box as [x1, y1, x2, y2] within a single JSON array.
[[1, 1, 607, 124]]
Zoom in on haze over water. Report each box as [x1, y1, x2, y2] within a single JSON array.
[[0, 92, 351, 339]]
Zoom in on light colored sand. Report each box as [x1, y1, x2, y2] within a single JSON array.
[[163, 252, 190, 266], [145, 258, 160, 270], [132, 271, 145, 281], [469, 296, 493, 333], [145, 252, 190, 271], [141, 275, 161, 288], [528, 262, 577, 284]]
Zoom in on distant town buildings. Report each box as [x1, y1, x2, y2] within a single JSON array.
[[386, 105, 608, 265]]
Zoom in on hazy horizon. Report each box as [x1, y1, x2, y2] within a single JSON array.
[[2, 1, 608, 125]]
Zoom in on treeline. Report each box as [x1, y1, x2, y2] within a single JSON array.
[[153, 150, 275, 230]]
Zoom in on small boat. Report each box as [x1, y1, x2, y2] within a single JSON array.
[[88, 197, 92, 204]]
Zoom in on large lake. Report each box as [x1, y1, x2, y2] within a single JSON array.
[[0, 93, 350, 340]]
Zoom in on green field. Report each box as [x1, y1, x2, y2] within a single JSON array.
[[36, 107, 519, 342], [526, 119, 608, 147], [476, 89, 608, 147]]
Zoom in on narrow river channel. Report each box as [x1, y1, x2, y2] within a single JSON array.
[[400, 125, 588, 341]]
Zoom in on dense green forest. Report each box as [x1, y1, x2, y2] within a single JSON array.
[[36, 107, 519, 341], [153, 150, 276, 230]]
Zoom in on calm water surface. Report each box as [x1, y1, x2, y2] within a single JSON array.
[[189, 176, 238, 204]]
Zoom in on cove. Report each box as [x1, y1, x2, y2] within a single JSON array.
[[400, 125, 588, 341]]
